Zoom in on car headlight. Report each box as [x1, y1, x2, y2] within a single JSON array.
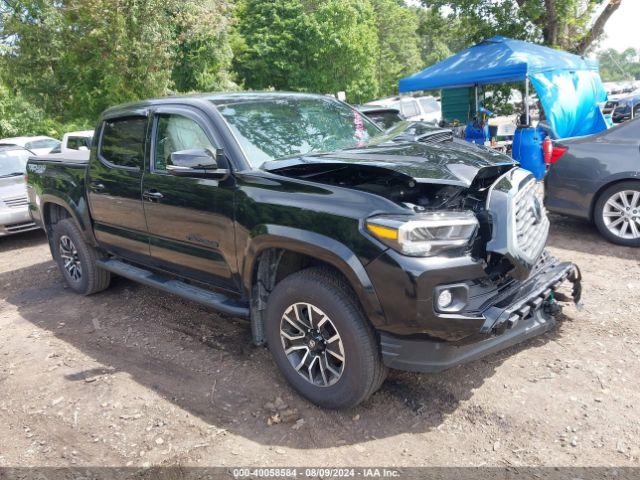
[[365, 211, 479, 257]]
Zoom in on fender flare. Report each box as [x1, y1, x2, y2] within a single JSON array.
[[242, 225, 387, 329], [39, 192, 97, 246]]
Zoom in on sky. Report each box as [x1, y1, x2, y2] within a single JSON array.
[[599, 1, 640, 52]]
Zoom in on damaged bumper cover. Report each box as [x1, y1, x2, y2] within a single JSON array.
[[380, 258, 582, 373]]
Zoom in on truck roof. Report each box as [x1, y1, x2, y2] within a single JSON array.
[[101, 92, 336, 118]]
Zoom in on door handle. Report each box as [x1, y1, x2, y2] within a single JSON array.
[[143, 189, 164, 201], [89, 182, 105, 192]]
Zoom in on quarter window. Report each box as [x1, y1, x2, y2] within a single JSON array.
[[99, 117, 147, 169], [153, 114, 215, 172]]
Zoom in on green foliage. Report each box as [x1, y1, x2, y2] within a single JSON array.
[[415, 7, 467, 68], [423, 0, 619, 54], [234, 0, 380, 103], [0, 0, 236, 127], [1, 0, 177, 122], [171, 0, 238, 92], [0, 84, 91, 138], [598, 48, 640, 82], [371, 0, 422, 97]]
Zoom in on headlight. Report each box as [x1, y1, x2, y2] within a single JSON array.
[[365, 211, 478, 257]]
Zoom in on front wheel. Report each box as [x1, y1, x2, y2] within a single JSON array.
[[265, 267, 387, 409], [51, 218, 111, 295], [593, 181, 640, 247]]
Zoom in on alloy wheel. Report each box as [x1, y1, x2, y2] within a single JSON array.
[[279, 302, 345, 387], [59, 235, 83, 281], [602, 190, 640, 240]]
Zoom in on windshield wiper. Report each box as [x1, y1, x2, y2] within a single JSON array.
[[0, 172, 24, 178]]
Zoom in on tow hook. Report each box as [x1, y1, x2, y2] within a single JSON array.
[[543, 294, 562, 316]]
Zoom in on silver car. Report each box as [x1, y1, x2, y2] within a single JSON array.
[[0, 145, 39, 236]]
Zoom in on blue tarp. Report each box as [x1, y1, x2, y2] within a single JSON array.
[[529, 69, 608, 138], [399, 36, 608, 138]]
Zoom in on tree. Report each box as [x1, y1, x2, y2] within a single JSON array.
[[597, 48, 640, 81], [370, 0, 422, 97], [0, 0, 236, 123], [423, 0, 623, 54], [170, 0, 237, 92], [414, 6, 468, 68], [233, 0, 380, 103]]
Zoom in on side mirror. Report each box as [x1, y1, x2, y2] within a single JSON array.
[[167, 148, 229, 179]]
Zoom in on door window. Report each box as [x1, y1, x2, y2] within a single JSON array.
[[99, 117, 147, 169], [153, 114, 215, 172]]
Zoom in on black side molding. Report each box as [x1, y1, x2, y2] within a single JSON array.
[[96, 259, 249, 318]]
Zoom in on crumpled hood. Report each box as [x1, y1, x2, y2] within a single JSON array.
[[262, 137, 515, 187]]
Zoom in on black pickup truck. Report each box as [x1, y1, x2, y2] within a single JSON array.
[[26, 92, 581, 408]]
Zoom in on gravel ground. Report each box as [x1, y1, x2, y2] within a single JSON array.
[[0, 215, 639, 468]]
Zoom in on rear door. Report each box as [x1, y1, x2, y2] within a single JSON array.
[[141, 106, 238, 292], [87, 115, 151, 262]]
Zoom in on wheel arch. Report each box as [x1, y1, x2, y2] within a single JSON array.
[[243, 226, 386, 345], [40, 195, 97, 246]]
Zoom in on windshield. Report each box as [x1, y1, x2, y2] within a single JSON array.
[[0, 148, 30, 177], [212, 96, 381, 167]]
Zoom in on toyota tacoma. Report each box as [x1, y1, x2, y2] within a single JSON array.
[[26, 93, 581, 408]]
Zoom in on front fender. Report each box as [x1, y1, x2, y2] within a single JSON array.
[[242, 225, 387, 329]]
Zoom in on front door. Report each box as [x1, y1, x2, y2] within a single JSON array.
[[87, 115, 150, 262], [141, 107, 238, 292]]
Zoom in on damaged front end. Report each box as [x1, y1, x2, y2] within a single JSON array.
[[264, 131, 582, 361]]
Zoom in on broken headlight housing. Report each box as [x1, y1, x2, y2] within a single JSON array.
[[365, 211, 478, 257]]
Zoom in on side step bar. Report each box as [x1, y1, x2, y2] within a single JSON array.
[[97, 259, 249, 318]]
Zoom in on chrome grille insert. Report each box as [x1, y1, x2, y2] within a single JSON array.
[[513, 179, 549, 264], [485, 168, 549, 279]]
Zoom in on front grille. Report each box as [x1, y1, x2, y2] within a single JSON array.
[[513, 179, 549, 263], [3, 196, 29, 208]]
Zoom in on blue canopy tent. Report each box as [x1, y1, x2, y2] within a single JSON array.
[[399, 36, 608, 139]]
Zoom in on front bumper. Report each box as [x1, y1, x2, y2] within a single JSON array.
[[0, 207, 39, 237], [379, 258, 581, 373]]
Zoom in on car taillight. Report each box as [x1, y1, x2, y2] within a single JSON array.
[[550, 146, 568, 164], [24, 173, 29, 183]]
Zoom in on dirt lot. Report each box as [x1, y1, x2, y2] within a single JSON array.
[[0, 215, 639, 469]]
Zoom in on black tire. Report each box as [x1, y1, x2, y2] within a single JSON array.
[[265, 267, 387, 409], [51, 218, 111, 295], [593, 181, 640, 247]]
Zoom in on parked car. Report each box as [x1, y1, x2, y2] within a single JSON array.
[[26, 92, 581, 408], [0, 145, 39, 236], [358, 106, 404, 130], [0, 136, 61, 155], [545, 117, 640, 247], [365, 95, 441, 124], [611, 94, 640, 124], [50, 130, 94, 154]]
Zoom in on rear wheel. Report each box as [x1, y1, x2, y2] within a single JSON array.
[[265, 267, 386, 409], [593, 181, 640, 247], [51, 218, 111, 294]]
